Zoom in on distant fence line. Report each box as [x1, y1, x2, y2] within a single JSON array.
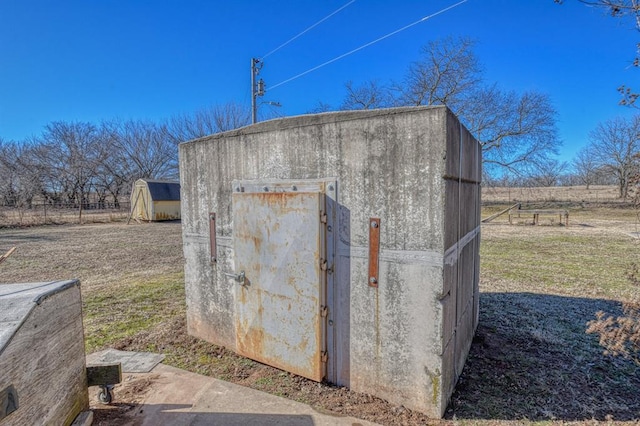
[[481, 185, 623, 205], [0, 202, 131, 227], [1, 201, 131, 211]]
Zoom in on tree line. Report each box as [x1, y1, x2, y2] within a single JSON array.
[[486, 114, 640, 198], [0, 103, 251, 209]]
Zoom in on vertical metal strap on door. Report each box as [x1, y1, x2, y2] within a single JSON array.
[[209, 212, 217, 263], [368, 218, 380, 288]]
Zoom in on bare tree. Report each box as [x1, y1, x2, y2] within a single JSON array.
[[556, 0, 639, 106], [464, 86, 560, 173], [555, 0, 639, 28], [573, 145, 602, 188], [307, 101, 334, 114], [0, 139, 17, 205], [36, 122, 105, 207], [0, 140, 44, 227], [588, 114, 640, 198], [0, 140, 41, 207], [166, 102, 251, 143], [89, 123, 135, 207], [108, 119, 178, 181], [594, 0, 640, 108], [16, 144, 46, 207], [340, 80, 393, 110], [198, 102, 252, 133], [338, 37, 561, 175], [529, 159, 569, 187], [397, 36, 482, 114]]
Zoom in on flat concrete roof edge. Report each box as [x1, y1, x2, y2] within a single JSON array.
[[32, 279, 80, 305], [0, 279, 80, 356], [0, 279, 80, 302], [180, 105, 448, 146]]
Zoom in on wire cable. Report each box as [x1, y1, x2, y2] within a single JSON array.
[[261, 0, 357, 60], [269, 0, 468, 91]]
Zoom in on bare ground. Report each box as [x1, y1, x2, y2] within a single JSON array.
[[90, 374, 159, 426], [2, 208, 640, 425], [0, 221, 183, 291]]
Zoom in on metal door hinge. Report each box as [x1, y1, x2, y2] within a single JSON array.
[[321, 351, 328, 363], [320, 259, 328, 271], [320, 211, 328, 224]]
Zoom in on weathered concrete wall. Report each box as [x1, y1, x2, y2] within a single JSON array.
[[0, 280, 88, 425], [179, 106, 481, 417]]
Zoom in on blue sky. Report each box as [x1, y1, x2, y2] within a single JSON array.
[[1, 0, 637, 162]]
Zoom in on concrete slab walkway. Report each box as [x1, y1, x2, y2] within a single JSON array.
[[91, 363, 379, 426]]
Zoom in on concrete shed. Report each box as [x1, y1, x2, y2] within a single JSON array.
[[130, 179, 181, 221], [0, 280, 88, 425], [179, 106, 481, 417]]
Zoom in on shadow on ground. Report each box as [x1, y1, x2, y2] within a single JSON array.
[[92, 404, 315, 426], [446, 292, 640, 421]]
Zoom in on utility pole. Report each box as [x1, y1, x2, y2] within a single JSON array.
[[251, 58, 265, 124]]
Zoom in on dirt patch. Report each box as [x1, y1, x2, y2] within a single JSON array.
[[90, 374, 159, 426], [0, 221, 183, 291]]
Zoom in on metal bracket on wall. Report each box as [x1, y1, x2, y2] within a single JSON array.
[[368, 218, 380, 288], [209, 213, 217, 263]]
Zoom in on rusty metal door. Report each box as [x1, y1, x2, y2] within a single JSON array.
[[232, 190, 327, 381]]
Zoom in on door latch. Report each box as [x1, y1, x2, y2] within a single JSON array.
[[224, 271, 246, 286]]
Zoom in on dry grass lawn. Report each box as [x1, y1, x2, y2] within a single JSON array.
[[1, 191, 639, 425], [460, 206, 640, 422]]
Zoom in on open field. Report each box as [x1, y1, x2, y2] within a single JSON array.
[[1, 200, 639, 425]]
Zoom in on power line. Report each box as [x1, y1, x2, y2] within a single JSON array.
[[269, 0, 469, 91], [261, 0, 357, 60]]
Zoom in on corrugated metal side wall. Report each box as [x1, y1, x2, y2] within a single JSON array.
[[440, 110, 482, 407]]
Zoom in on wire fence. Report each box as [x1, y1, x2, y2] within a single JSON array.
[[481, 185, 625, 205], [0, 202, 132, 227]]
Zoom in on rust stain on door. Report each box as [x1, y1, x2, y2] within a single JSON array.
[[233, 191, 327, 381]]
